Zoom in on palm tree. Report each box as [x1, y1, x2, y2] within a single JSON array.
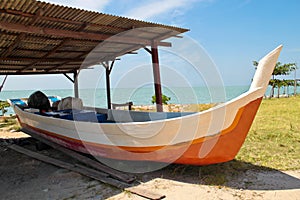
[[275, 79, 284, 98], [283, 79, 296, 96], [253, 61, 297, 98]]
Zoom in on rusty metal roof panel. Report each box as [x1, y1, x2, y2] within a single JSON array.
[[10, 49, 45, 58], [0, 0, 189, 75]]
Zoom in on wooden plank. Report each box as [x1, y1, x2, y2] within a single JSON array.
[[125, 187, 166, 200], [8, 144, 130, 189], [9, 144, 74, 169], [74, 164, 129, 189], [21, 128, 136, 183], [9, 143, 166, 200]]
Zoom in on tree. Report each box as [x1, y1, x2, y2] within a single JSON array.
[[151, 94, 171, 105], [0, 101, 10, 116], [282, 79, 296, 95], [253, 61, 297, 98]]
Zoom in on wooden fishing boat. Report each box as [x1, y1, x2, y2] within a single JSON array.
[[10, 45, 282, 166]]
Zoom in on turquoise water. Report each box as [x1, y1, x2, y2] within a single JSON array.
[[1, 85, 299, 115]]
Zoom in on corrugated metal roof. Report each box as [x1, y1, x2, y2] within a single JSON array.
[[0, 0, 188, 75]]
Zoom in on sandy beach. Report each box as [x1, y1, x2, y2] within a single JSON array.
[[1, 130, 299, 200], [1, 0, 300, 199]]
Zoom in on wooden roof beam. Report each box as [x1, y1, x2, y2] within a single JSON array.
[[18, 39, 72, 72], [0, 57, 83, 62], [1, 33, 25, 58], [46, 43, 101, 72], [28, 8, 44, 26], [15, 48, 88, 54], [0, 8, 128, 32], [128, 29, 183, 43], [79, 44, 142, 68], [0, 42, 93, 54], [43, 39, 71, 57], [0, 70, 76, 76], [100, 45, 143, 64], [152, 30, 179, 43], [46, 54, 88, 72], [19, 22, 84, 72], [18, 21, 87, 72], [1, 9, 43, 59], [46, 61, 80, 72], [0, 21, 172, 47]]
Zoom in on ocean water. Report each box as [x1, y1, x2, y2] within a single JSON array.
[[1, 85, 299, 115]]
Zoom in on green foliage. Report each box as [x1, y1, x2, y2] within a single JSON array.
[[0, 117, 18, 128], [273, 62, 297, 76], [253, 61, 298, 97], [9, 124, 21, 132], [151, 94, 171, 105], [253, 61, 297, 76], [252, 61, 259, 69], [0, 100, 10, 116]]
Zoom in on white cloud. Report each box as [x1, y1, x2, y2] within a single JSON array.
[[124, 0, 203, 20], [287, 48, 300, 53], [239, 0, 252, 7], [43, 0, 111, 12]]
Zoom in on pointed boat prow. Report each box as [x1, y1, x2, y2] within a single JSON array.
[[250, 45, 283, 91]]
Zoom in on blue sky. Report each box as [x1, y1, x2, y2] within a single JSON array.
[[2, 0, 300, 90]]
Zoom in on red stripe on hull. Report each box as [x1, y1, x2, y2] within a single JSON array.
[[19, 98, 262, 165]]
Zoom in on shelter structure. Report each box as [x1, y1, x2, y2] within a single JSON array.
[[0, 0, 188, 111]]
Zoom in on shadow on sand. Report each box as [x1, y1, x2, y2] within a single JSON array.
[[2, 137, 300, 192], [132, 160, 300, 191]]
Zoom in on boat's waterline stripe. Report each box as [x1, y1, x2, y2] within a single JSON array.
[[18, 97, 262, 153]]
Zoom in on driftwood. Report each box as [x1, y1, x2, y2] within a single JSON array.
[[9, 144, 166, 200], [10, 129, 165, 199], [9, 144, 129, 189], [21, 128, 136, 183]]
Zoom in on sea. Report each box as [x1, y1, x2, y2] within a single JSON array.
[[1, 86, 299, 115]]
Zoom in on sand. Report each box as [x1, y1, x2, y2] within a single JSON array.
[[1, 130, 299, 200]]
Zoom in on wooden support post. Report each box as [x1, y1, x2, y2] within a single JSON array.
[[104, 62, 112, 110], [74, 70, 79, 98], [0, 75, 8, 92], [151, 41, 163, 112], [103, 61, 115, 110], [294, 70, 297, 96]]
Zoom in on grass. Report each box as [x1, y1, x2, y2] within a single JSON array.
[[0, 116, 20, 129], [236, 95, 300, 170], [159, 96, 300, 187], [133, 97, 299, 170], [8, 124, 21, 132], [182, 103, 216, 112]]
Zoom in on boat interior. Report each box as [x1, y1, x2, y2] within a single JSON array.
[[10, 98, 196, 123]]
